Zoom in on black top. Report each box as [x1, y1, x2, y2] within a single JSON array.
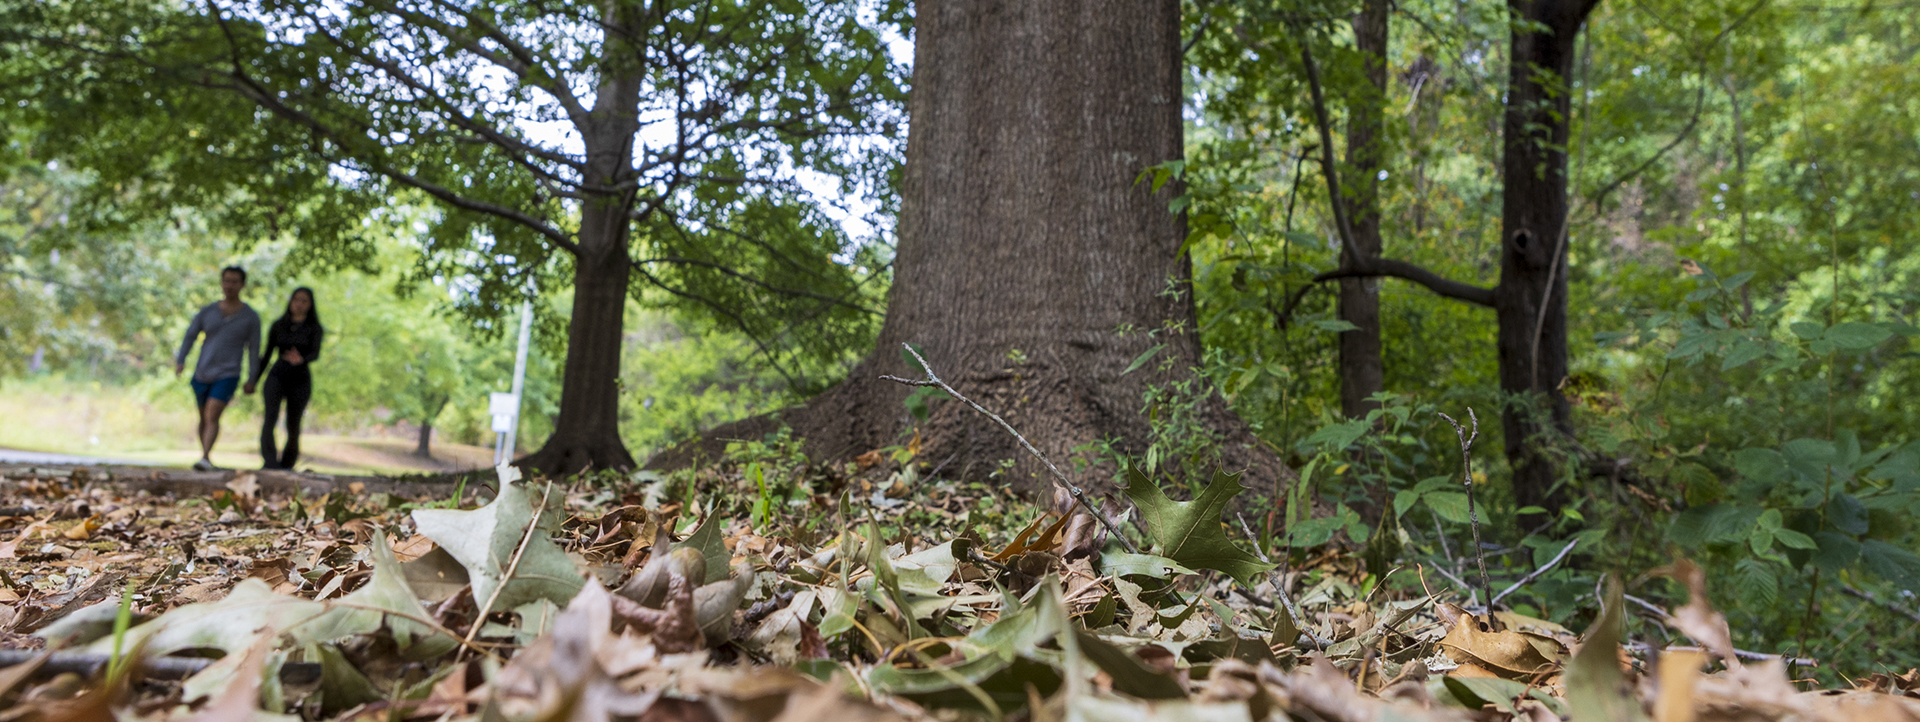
[[264, 318, 324, 377]]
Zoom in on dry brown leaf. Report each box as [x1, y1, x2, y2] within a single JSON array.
[[766, 676, 905, 722], [60, 515, 100, 542], [1655, 649, 1707, 722], [1438, 611, 1559, 678], [487, 581, 661, 722], [389, 534, 436, 563], [1668, 560, 1740, 668], [990, 513, 1072, 562]]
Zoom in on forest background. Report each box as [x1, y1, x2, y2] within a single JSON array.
[[2, 0, 1919, 681]]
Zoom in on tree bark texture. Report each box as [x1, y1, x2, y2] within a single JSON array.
[[1337, 0, 1390, 420], [654, 0, 1283, 496], [1496, 0, 1597, 509], [518, 7, 643, 476]]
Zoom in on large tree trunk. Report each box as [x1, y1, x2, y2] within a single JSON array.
[[1495, 0, 1597, 509], [519, 205, 638, 475], [1337, 0, 1390, 420], [518, 5, 643, 476], [653, 0, 1282, 496]]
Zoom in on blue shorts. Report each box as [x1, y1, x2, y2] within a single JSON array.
[[191, 377, 241, 406]]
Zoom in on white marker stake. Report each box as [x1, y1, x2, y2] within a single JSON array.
[[501, 299, 534, 464]]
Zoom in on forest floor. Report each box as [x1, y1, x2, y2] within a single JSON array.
[[1, 458, 1916, 722]]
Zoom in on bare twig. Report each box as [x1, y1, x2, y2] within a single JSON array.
[[1622, 592, 1669, 617], [1840, 583, 1920, 624], [1427, 562, 1475, 606], [1355, 596, 1431, 650], [881, 344, 1137, 553], [0, 650, 321, 683], [1436, 409, 1492, 608], [1621, 641, 1816, 668], [1489, 538, 1581, 608], [1431, 514, 1458, 579], [1238, 514, 1328, 649], [464, 479, 555, 649]]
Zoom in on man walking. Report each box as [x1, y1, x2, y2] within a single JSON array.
[[175, 266, 263, 471]]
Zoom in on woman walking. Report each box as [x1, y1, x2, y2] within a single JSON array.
[[261, 287, 323, 470]]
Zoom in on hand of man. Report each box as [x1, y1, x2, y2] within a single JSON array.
[[175, 362, 184, 376], [244, 382, 257, 395]]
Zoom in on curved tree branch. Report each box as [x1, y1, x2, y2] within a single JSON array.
[[1315, 258, 1497, 307], [1275, 256, 1496, 329]]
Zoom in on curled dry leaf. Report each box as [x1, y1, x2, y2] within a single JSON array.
[[1667, 559, 1740, 669], [1437, 604, 1560, 679], [610, 570, 705, 653]]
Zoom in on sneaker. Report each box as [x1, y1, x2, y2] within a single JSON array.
[[192, 458, 214, 471]]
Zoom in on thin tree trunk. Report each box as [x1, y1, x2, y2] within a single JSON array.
[[653, 0, 1284, 496], [1496, 0, 1598, 509], [416, 422, 433, 458], [1338, 0, 1390, 420], [520, 208, 636, 475], [518, 3, 643, 475]]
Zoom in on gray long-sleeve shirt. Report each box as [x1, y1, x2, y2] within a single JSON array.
[[176, 302, 263, 385]]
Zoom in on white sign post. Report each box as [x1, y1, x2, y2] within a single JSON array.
[[489, 392, 519, 466], [495, 299, 535, 470]]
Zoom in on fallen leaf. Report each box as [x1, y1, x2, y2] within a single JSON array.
[[1666, 559, 1739, 668], [1566, 577, 1644, 722], [61, 515, 101, 541], [410, 473, 584, 616], [1438, 611, 1559, 679], [1655, 649, 1706, 722], [1123, 468, 1275, 584]]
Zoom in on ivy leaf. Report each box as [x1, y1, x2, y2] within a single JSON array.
[[1122, 467, 1275, 584]]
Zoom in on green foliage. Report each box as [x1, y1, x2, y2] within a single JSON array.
[[1121, 466, 1275, 584], [0, 0, 903, 382], [1666, 432, 1920, 593]]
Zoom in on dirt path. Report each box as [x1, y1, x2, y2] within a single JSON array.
[[0, 449, 159, 466], [0, 462, 471, 500]]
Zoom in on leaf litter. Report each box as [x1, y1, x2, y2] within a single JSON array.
[[1, 462, 1917, 722]]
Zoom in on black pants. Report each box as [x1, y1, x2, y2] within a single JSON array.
[[260, 368, 311, 469]]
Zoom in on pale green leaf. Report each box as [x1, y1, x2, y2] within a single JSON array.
[[410, 476, 584, 615]]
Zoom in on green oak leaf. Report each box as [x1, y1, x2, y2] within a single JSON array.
[[1122, 467, 1275, 584]]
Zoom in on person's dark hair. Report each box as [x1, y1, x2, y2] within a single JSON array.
[[221, 266, 247, 283], [276, 287, 321, 328]]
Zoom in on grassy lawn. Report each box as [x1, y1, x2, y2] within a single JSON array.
[[0, 376, 494, 475]]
